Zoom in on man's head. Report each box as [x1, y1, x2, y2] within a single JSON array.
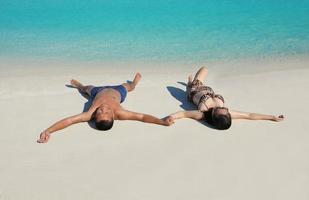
[[211, 107, 232, 130], [93, 104, 114, 131]]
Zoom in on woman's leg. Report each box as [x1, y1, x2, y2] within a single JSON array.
[[188, 75, 193, 85], [122, 73, 142, 92], [193, 66, 208, 83]]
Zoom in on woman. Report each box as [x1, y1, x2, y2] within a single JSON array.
[[169, 67, 284, 130]]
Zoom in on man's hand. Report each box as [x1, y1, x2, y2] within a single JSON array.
[[37, 130, 51, 143], [163, 116, 175, 126], [273, 115, 285, 122]]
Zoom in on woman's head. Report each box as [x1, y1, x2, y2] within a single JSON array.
[[93, 104, 114, 131], [203, 107, 232, 130], [211, 107, 232, 130]]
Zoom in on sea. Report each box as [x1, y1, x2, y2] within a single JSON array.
[[1, 0, 309, 63]]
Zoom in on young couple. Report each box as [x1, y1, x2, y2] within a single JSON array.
[[37, 67, 284, 143]]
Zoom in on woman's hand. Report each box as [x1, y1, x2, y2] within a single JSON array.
[[37, 130, 51, 143], [273, 115, 285, 122]]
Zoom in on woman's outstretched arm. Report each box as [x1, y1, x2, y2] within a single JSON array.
[[169, 110, 204, 121], [230, 110, 284, 122]]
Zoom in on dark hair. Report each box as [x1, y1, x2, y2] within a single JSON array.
[[203, 108, 232, 130], [203, 108, 214, 125], [95, 119, 114, 131], [212, 113, 232, 130]]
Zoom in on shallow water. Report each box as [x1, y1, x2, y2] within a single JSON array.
[[1, 0, 309, 62]]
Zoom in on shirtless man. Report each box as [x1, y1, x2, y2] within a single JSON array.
[[37, 73, 173, 143]]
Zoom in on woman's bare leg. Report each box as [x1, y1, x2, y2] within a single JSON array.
[[188, 75, 193, 85], [193, 66, 208, 82], [122, 73, 142, 92], [70, 79, 94, 96]]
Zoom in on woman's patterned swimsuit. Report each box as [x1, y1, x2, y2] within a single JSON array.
[[187, 79, 225, 110]]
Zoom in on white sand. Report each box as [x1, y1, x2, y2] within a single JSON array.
[[0, 56, 309, 200]]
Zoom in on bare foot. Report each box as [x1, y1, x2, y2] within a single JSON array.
[[133, 73, 142, 85], [70, 79, 84, 89], [188, 75, 193, 84]]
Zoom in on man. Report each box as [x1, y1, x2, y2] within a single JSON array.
[[37, 73, 173, 143]]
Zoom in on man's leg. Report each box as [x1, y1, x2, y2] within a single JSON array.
[[193, 66, 208, 83], [122, 73, 142, 92], [70, 79, 94, 97]]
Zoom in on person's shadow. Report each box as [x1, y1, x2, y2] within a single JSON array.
[[66, 84, 97, 130], [166, 82, 214, 129]]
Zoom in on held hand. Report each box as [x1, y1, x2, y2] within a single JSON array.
[[163, 116, 175, 126], [169, 113, 178, 120], [273, 115, 285, 122], [37, 130, 51, 143]]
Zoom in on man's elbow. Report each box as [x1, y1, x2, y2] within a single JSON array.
[[139, 114, 147, 122]]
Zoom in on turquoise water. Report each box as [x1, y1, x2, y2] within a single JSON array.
[[1, 0, 309, 62]]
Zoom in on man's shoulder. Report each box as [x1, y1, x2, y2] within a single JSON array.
[[114, 108, 128, 119], [116, 109, 142, 120]]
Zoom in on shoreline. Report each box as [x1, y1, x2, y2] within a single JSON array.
[[1, 54, 309, 74], [0, 55, 309, 199]]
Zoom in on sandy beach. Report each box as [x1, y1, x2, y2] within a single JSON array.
[[0, 56, 309, 200]]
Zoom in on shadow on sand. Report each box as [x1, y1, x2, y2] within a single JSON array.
[[166, 82, 215, 129], [66, 84, 97, 130]]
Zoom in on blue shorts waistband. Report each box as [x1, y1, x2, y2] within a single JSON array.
[[90, 85, 127, 103]]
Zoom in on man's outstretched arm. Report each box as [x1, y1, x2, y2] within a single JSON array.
[[37, 112, 92, 143], [118, 110, 174, 126]]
